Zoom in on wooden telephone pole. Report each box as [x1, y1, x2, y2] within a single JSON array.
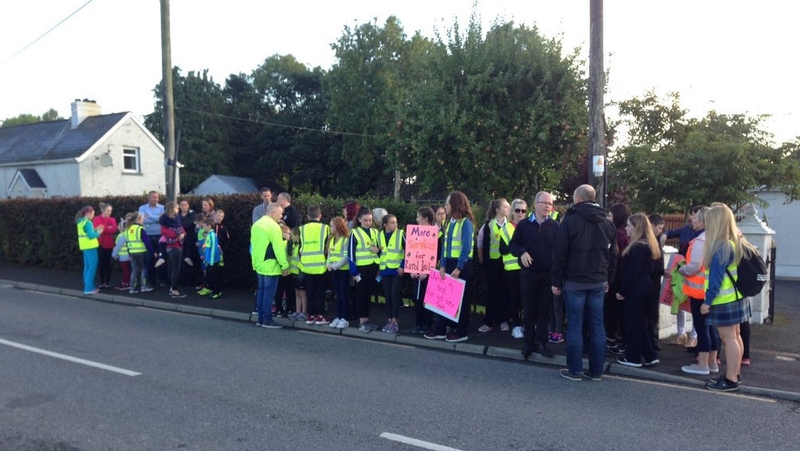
[[160, 0, 177, 202], [588, 0, 606, 208]]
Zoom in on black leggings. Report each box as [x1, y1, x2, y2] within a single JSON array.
[[355, 264, 378, 319], [97, 247, 113, 285]]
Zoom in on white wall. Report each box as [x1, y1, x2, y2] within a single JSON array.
[[756, 191, 799, 279]]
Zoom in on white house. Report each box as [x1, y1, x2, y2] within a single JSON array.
[[189, 174, 259, 196], [0, 100, 165, 198], [755, 189, 798, 280]]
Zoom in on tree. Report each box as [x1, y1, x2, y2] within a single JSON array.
[[609, 92, 800, 212], [1, 108, 62, 127]]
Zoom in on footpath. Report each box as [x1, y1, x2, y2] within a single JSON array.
[[2, 261, 799, 403]]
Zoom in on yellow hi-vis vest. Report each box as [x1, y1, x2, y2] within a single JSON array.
[[379, 229, 404, 271], [115, 234, 129, 258], [327, 236, 349, 271], [682, 238, 706, 299], [289, 243, 301, 275], [704, 241, 739, 306], [351, 227, 380, 266], [299, 222, 329, 275], [125, 225, 146, 254], [77, 218, 99, 250], [443, 218, 473, 259], [499, 223, 520, 271], [487, 219, 504, 260]]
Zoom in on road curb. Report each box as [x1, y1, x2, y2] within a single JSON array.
[[4, 278, 799, 404]]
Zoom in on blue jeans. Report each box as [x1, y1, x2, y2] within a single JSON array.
[[82, 249, 98, 292], [257, 274, 280, 325], [564, 286, 606, 375]]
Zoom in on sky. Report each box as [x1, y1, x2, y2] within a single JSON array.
[[0, 0, 797, 145]]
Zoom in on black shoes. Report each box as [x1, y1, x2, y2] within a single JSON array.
[[522, 344, 554, 359], [706, 376, 740, 392]]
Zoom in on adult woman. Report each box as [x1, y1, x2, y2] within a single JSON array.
[[348, 207, 380, 332], [702, 204, 753, 392], [425, 191, 476, 343], [76, 206, 103, 295], [506, 198, 527, 337], [178, 200, 201, 286], [478, 198, 512, 333], [327, 217, 351, 329], [92, 202, 117, 289], [606, 203, 631, 353], [616, 213, 663, 367], [201, 198, 217, 223], [678, 207, 721, 375], [160, 201, 187, 298]]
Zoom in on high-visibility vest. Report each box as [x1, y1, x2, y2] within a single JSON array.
[[327, 236, 349, 271], [115, 234, 129, 258], [289, 243, 301, 275], [487, 219, 504, 260], [704, 241, 739, 306], [300, 222, 329, 275], [682, 237, 705, 299], [125, 225, 146, 254], [499, 222, 520, 271], [379, 229, 405, 271], [549, 211, 560, 221], [444, 218, 473, 259], [77, 218, 98, 250], [351, 227, 380, 266]]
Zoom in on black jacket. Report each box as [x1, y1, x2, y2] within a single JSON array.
[[507, 216, 559, 273], [551, 201, 617, 287]]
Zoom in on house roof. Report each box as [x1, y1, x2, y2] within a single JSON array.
[[18, 168, 46, 188], [0, 112, 129, 164], [192, 174, 259, 195]]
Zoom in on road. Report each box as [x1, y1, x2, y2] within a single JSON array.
[[2, 285, 799, 451]]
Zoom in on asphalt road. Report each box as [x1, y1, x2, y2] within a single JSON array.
[[2, 285, 799, 451]]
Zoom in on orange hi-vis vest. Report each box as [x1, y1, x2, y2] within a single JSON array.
[[682, 238, 706, 299]]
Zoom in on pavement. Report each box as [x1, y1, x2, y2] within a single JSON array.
[[2, 261, 799, 403]]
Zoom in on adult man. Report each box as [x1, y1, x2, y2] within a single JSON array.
[[251, 187, 273, 224], [251, 202, 289, 329], [299, 205, 331, 325], [277, 192, 300, 229], [138, 190, 166, 286], [509, 191, 559, 359], [551, 184, 617, 381]]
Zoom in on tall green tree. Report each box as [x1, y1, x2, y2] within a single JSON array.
[[1, 108, 62, 127], [609, 92, 800, 212]]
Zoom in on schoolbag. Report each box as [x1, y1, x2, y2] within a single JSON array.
[[725, 248, 768, 298]]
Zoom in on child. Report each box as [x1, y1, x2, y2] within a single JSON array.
[[379, 214, 405, 334], [287, 227, 308, 321], [125, 212, 156, 294], [199, 218, 222, 298], [327, 217, 351, 329], [111, 216, 131, 290], [194, 212, 207, 291], [76, 205, 103, 295], [410, 207, 438, 334]]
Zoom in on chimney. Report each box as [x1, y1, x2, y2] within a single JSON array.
[[70, 99, 102, 129]]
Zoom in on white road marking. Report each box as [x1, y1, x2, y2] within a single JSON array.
[[0, 338, 141, 377], [380, 433, 463, 451]]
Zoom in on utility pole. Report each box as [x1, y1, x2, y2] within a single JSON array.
[[160, 0, 177, 202], [589, 0, 606, 208]]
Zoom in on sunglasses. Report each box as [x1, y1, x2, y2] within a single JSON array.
[[514, 208, 527, 213]]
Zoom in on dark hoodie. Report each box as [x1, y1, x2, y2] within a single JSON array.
[[551, 201, 617, 289]]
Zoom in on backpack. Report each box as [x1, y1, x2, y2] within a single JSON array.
[[725, 248, 768, 298]]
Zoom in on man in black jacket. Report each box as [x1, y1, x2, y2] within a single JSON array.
[[509, 191, 559, 359], [551, 184, 617, 381]]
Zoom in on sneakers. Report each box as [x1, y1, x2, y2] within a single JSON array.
[[548, 332, 564, 344], [682, 364, 710, 375], [197, 288, 212, 296], [512, 326, 524, 339], [674, 333, 688, 346], [560, 369, 583, 381], [706, 377, 740, 392], [129, 288, 140, 294], [335, 319, 349, 329], [84, 289, 100, 295], [170, 291, 187, 298], [211, 292, 222, 299], [381, 321, 393, 333], [500, 322, 510, 332], [445, 334, 468, 343], [296, 312, 308, 322], [329, 318, 342, 328], [709, 365, 720, 373], [741, 358, 751, 366], [709, 374, 742, 384], [583, 371, 603, 381], [184, 257, 194, 266], [140, 286, 154, 293], [305, 316, 317, 325], [607, 345, 626, 355], [642, 358, 660, 367], [478, 324, 493, 333], [261, 321, 284, 329], [114, 284, 130, 291], [154, 258, 166, 268], [424, 331, 446, 340], [384, 322, 399, 334], [314, 315, 330, 325], [616, 358, 642, 368], [359, 322, 374, 333]]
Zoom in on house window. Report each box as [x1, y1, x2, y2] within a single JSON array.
[[123, 147, 140, 173]]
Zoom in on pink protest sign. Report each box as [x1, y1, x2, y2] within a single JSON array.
[[423, 269, 465, 322], [404, 225, 439, 275]]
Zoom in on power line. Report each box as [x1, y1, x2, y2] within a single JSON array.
[[175, 106, 376, 138], [0, 0, 94, 68]]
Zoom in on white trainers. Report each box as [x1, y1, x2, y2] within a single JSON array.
[[500, 322, 510, 332], [681, 364, 710, 375], [511, 326, 524, 339], [329, 318, 341, 328], [478, 324, 493, 333], [336, 319, 350, 329]]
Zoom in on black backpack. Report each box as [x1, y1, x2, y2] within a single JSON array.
[[726, 248, 768, 298]]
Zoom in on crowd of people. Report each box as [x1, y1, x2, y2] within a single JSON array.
[[75, 185, 757, 391]]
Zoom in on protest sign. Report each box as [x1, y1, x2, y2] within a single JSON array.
[[423, 269, 465, 322], [404, 225, 439, 275]]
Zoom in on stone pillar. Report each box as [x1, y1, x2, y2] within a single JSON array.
[[738, 204, 775, 324]]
